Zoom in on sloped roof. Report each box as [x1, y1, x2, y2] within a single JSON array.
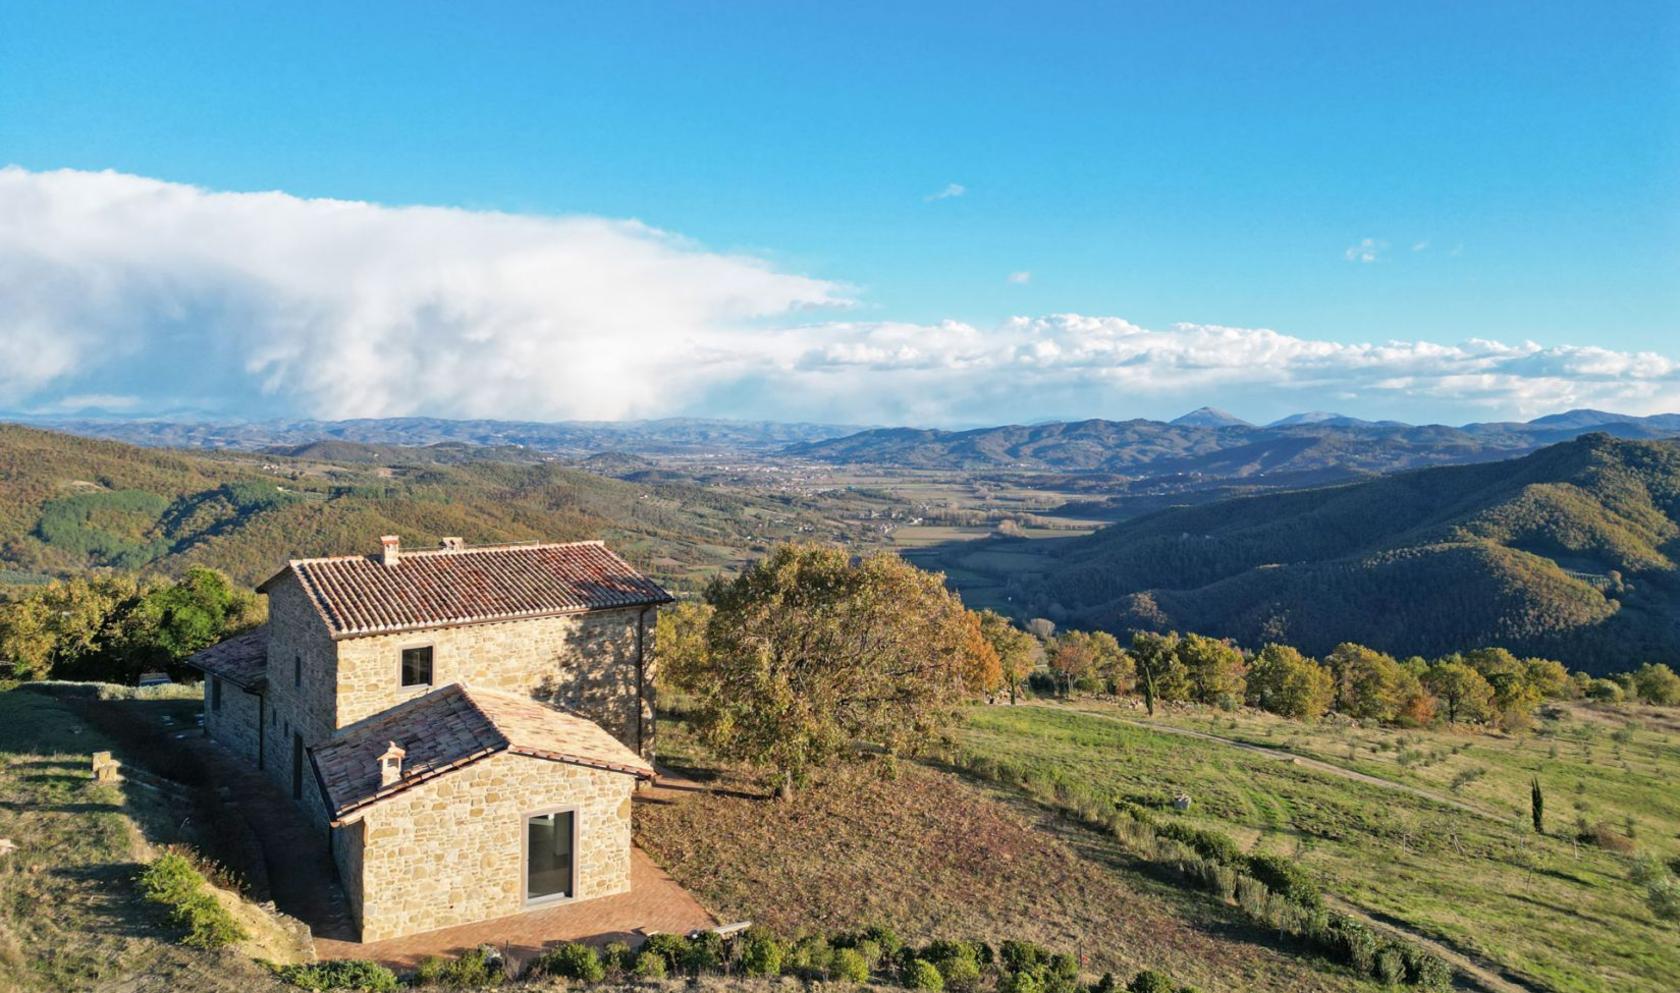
[[259, 541, 672, 639], [184, 627, 268, 690], [309, 683, 653, 821]]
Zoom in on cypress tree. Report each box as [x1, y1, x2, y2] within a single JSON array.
[[1531, 777, 1544, 834]]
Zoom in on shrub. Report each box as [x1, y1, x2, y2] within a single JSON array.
[[639, 932, 689, 972], [739, 927, 787, 976], [999, 939, 1051, 976], [1126, 972, 1177, 993], [683, 930, 725, 974], [788, 935, 835, 979], [531, 943, 604, 982], [136, 853, 247, 950], [863, 922, 902, 956], [1647, 876, 1680, 922], [1375, 947, 1406, 986], [277, 960, 399, 992], [1583, 822, 1636, 854], [833, 947, 871, 983], [413, 947, 505, 988], [1400, 946, 1453, 990], [1157, 822, 1243, 865], [1001, 972, 1043, 993], [600, 941, 634, 976], [1245, 853, 1323, 909], [632, 951, 668, 979], [908, 959, 946, 992]]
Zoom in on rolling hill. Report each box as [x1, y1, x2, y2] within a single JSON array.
[[0, 424, 839, 593], [784, 409, 1680, 480], [1007, 433, 1680, 672]]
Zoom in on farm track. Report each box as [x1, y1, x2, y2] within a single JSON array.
[[1040, 704, 1549, 993]]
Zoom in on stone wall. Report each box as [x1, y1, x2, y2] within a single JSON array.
[[262, 573, 341, 808], [204, 677, 263, 768], [334, 606, 657, 758], [350, 751, 636, 942]]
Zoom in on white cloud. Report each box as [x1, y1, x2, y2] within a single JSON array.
[[1412, 240, 1430, 252], [0, 166, 847, 420], [924, 182, 966, 202], [1, 166, 1677, 428], [1344, 237, 1387, 263], [1007, 271, 1031, 285]]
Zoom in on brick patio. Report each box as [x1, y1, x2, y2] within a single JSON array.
[[314, 846, 714, 969], [182, 725, 715, 968]]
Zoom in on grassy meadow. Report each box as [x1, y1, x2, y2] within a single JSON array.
[[953, 703, 1680, 993], [638, 721, 1385, 993], [0, 686, 297, 992]]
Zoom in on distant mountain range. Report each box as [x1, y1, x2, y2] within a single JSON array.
[[783, 409, 1680, 481], [1005, 433, 1680, 673], [17, 415, 864, 456]]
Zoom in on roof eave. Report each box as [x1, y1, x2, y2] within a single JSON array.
[[325, 596, 674, 641]]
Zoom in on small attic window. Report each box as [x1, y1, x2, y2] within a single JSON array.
[[401, 646, 433, 687]]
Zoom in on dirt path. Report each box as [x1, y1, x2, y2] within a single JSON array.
[[1038, 704, 1546, 993], [1325, 897, 1540, 993], [1054, 704, 1503, 820]]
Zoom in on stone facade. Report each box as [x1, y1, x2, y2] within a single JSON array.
[[334, 606, 657, 759], [203, 676, 264, 769], [194, 550, 662, 943], [333, 751, 636, 942]]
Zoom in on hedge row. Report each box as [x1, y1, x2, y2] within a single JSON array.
[[279, 930, 1202, 993], [949, 749, 1452, 991]]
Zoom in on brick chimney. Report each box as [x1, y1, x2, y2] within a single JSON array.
[[439, 536, 465, 552], [378, 741, 406, 788], [380, 535, 400, 567]]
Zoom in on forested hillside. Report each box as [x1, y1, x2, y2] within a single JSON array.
[[1015, 434, 1680, 672], [0, 424, 828, 592], [786, 410, 1680, 479]]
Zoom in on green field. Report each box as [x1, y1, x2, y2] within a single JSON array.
[[955, 704, 1680, 993]]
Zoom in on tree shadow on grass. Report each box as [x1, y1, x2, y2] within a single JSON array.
[[51, 861, 175, 942]]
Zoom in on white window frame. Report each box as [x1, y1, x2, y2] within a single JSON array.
[[520, 805, 580, 907]]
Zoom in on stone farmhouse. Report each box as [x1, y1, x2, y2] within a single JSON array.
[[188, 536, 672, 942]]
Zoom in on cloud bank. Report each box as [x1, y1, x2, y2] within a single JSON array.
[[2, 166, 1678, 427]]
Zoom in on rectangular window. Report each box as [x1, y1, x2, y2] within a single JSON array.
[[524, 810, 576, 903], [293, 654, 302, 688], [211, 677, 223, 712], [401, 646, 434, 687]]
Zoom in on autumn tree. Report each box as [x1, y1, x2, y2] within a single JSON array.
[[1049, 633, 1096, 697], [1130, 631, 1189, 714], [977, 610, 1038, 704], [653, 599, 714, 701], [1245, 644, 1334, 720], [1178, 632, 1247, 705], [671, 544, 984, 798], [1326, 642, 1409, 721], [1423, 660, 1495, 724], [1632, 662, 1680, 705]]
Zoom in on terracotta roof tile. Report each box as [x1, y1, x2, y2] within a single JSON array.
[[184, 627, 268, 690], [310, 683, 652, 821], [262, 541, 672, 639]]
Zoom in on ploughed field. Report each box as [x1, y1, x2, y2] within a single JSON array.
[[952, 703, 1680, 993]]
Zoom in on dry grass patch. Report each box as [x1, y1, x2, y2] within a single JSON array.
[[636, 753, 1377, 993]]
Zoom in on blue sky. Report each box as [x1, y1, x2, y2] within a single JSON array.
[[1, 2, 1677, 426]]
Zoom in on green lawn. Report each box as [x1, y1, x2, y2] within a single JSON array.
[[956, 704, 1679, 993], [1130, 702, 1680, 860]]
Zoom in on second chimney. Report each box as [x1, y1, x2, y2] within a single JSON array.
[[381, 535, 400, 567], [439, 536, 465, 552], [378, 741, 406, 788]]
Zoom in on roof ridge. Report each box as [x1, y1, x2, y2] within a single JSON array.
[[452, 681, 515, 753]]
